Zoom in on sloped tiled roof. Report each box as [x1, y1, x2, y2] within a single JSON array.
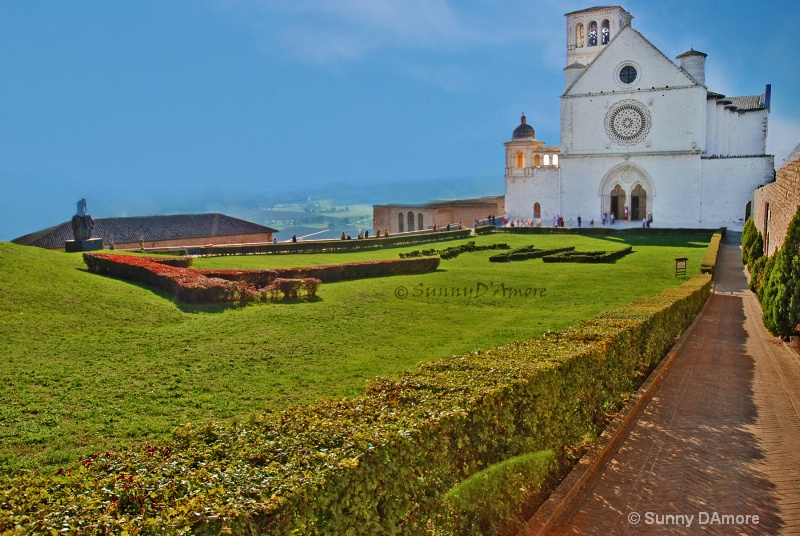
[[13, 213, 278, 249], [727, 96, 764, 111]]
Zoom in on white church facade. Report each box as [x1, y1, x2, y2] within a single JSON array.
[[504, 6, 774, 227]]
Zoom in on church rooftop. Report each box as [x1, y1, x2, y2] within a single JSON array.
[[565, 6, 630, 16], [727, 96, 765, 111]]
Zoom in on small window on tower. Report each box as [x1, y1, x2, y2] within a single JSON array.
[[588, 21, 598, 46], [576, 23, 585, 48], [515, 152, 524, 168], [601, 20, 610, 44]]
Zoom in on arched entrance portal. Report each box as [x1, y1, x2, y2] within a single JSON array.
[[631, 184, 647, 221], [599, 164, 656, 223], [610, 185, 626, 220]]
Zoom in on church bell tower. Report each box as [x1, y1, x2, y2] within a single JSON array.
[[564, 6, 633, 88]]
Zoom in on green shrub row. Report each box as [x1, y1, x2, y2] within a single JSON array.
[[489, 246, 575, 263], [1, 267, 715, 534], [699, 228, 726, 274], [399, 241, 510, 259], [743, 207, 800, 338], [197, 257, 440, 285], [195, 230, 472, 256], [541, 246, 632, 263]]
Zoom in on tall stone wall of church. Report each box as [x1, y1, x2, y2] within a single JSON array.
[[505, 168, 560, 222], [560, 154, 700, 226], [753, 155, 800, 256], [701, 156, 774, 224]]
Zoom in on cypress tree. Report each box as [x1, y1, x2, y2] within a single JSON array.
[[761, 204, 800, 337], [741, 218, 757, 265]]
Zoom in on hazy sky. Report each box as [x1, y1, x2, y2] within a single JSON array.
[[2, 0, 799, 241]]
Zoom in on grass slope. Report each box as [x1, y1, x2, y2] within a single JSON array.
[[0, 233, 710, 475]]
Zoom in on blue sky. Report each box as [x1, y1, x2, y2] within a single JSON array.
[[2, 0, 799, 241]]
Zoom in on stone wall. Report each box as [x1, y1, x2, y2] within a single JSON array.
[[753, 149, 800, 256], [373, 198, 504, 234], [112, 232, 275, 251]]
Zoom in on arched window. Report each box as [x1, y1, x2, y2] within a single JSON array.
[[515, 151, 524, 169], [601, 20, 610, 44], [588, 21, 598, 46], [418, 213, 424, 230], [398, 212, 404, 233], [552, 154, 559, 167], [543, 154, 551, 166], [533, 202, 541, 219], [407, 211, 415, 232], [534, 154, 541, 167], [576, 23, 585, 48]]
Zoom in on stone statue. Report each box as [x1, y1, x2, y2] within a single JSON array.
[[71, 198, 95, 241]]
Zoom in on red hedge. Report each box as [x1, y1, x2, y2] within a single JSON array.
[[83, 255, 439, 303]]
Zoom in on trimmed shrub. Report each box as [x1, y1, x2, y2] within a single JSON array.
[[400, 242, 510, 260], [272, 257, 440, 282], [273, 278, 302, 299], [442, 450, 558, 536], [84, 255, 439, 303], [83, 253, 242, 303], [201, 229, 471, 256], [541, 246, 632, 263], [490, 246, 576, 263], [700, 228, 726, 274]]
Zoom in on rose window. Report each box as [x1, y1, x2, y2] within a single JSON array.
[[605, 100, 651, 146]]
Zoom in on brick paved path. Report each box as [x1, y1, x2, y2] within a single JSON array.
[[551, 238, 800, 535]]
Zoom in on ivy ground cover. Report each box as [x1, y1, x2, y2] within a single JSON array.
[[0, 233, 712, 476]]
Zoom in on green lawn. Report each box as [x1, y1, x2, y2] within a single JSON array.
[[0, 233, 711, 475]]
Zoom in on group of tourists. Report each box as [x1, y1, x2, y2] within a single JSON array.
[[473, 211, 654, 230]]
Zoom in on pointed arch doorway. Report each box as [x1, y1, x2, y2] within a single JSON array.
[[610, 185, 626, 220], [599, 163, 655, 223]]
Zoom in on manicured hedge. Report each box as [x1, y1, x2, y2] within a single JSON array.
[[399, 241, 510, 260], [195, 229, 471, 256], [271, 257, 441, 282], [699, 228, 726, 274], [5, 251, 716, 533], [541, 246, 632, 263], [489, 246, 575, 263], [84, 253, 245, 303], [84, 254, 440, 303]]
